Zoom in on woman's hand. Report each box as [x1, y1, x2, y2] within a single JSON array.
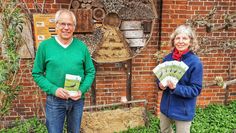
[[159, 83, 166, 90], [167, 80, 176, 90]]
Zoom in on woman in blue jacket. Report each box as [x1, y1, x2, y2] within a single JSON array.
[[157, 24, 203, 133]]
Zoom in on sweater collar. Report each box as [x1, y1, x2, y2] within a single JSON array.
[[55, 36, 73, 48]]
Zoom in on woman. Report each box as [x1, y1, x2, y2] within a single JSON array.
[[157, 24, 203, 133]]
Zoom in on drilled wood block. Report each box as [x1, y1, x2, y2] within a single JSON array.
[[74, 9, 94, 33]]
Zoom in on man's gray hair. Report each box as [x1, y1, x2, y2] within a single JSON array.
[[55, 9, 76, 26], [170, 24, 199, 52]]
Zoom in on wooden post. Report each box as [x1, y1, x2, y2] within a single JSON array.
[[224, 86, 229, 105], [91, 61, 97, 105], [126, 59, 132, 101]]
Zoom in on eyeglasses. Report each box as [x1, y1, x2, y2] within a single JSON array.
[[57, 22, 74, 28]]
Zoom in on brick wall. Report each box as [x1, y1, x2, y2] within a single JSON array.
[[1, 0, 236, 128]]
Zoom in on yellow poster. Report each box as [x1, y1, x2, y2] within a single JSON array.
[[33, 14, 56, 48]]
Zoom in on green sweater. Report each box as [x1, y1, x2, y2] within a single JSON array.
[[32, 37, 95, 98]]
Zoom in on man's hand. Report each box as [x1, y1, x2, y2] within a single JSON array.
[[159, 83, 166, 90], [55, 88, 70, 99], [70, 90, 82, 101]]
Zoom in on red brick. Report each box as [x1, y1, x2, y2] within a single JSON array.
[[163, 1, 176, 5], [204, 2, 214, 6], [189, 2, 204, 6], [56, 0, 70, 3], [176, 1, 187, 5], [20, 0, 54, 3]]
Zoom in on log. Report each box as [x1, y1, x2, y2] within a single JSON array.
[[93, 7, 105, 21], [71, 0, 80, 9], [84, 99, 147, 110], [103, 13, 121, 27], [81, 3, 86, 8], [92, 0, 104, 8], [85, 3, 92, 9]]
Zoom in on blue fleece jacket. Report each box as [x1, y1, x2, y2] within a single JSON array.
[[157, 51, 203, 121]]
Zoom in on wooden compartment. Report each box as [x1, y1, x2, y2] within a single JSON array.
[[121, 20, 146, 47], [122, 30, 144, 38], [128, 38, 146, 47]]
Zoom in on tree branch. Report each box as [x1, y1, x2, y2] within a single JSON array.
[[223, 79, 236, 89]]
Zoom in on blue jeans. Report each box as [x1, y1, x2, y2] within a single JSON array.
[[45, 95, 84, 133]]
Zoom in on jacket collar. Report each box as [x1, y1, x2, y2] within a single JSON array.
[[171, 49, 193, 61]]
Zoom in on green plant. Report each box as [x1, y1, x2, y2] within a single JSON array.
[[0, 117, 70, 133], [0, 0, 25, 117], [191, 101, 236, 133], [121, 101, 236, 133], [0, 117, 47, 133]]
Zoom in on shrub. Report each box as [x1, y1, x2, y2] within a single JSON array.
[[123, 101, 236, 133], [191, 101, 236, 133], [0, 117, 46, 133]]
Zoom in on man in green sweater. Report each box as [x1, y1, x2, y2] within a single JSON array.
[[32, 9, 95, 133]]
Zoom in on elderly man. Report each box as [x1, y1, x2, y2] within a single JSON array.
[[32, 9, 95, 133]]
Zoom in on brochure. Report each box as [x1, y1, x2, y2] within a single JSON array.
[[153, 61, 189, 87], [64, 74, 81, 96]]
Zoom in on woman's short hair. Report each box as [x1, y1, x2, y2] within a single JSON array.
[[170, 24, 199, 52], [55, 9, 76, 26]]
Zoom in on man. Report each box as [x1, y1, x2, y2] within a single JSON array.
[[32, 9, 95, 133]]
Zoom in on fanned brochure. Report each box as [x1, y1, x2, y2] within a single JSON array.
[[153, 61, 189, 87], [64, 74, 81, 96]]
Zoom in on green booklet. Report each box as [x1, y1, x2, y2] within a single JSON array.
[[153, 61, 189, 87], [64, 74, 81, 96]]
